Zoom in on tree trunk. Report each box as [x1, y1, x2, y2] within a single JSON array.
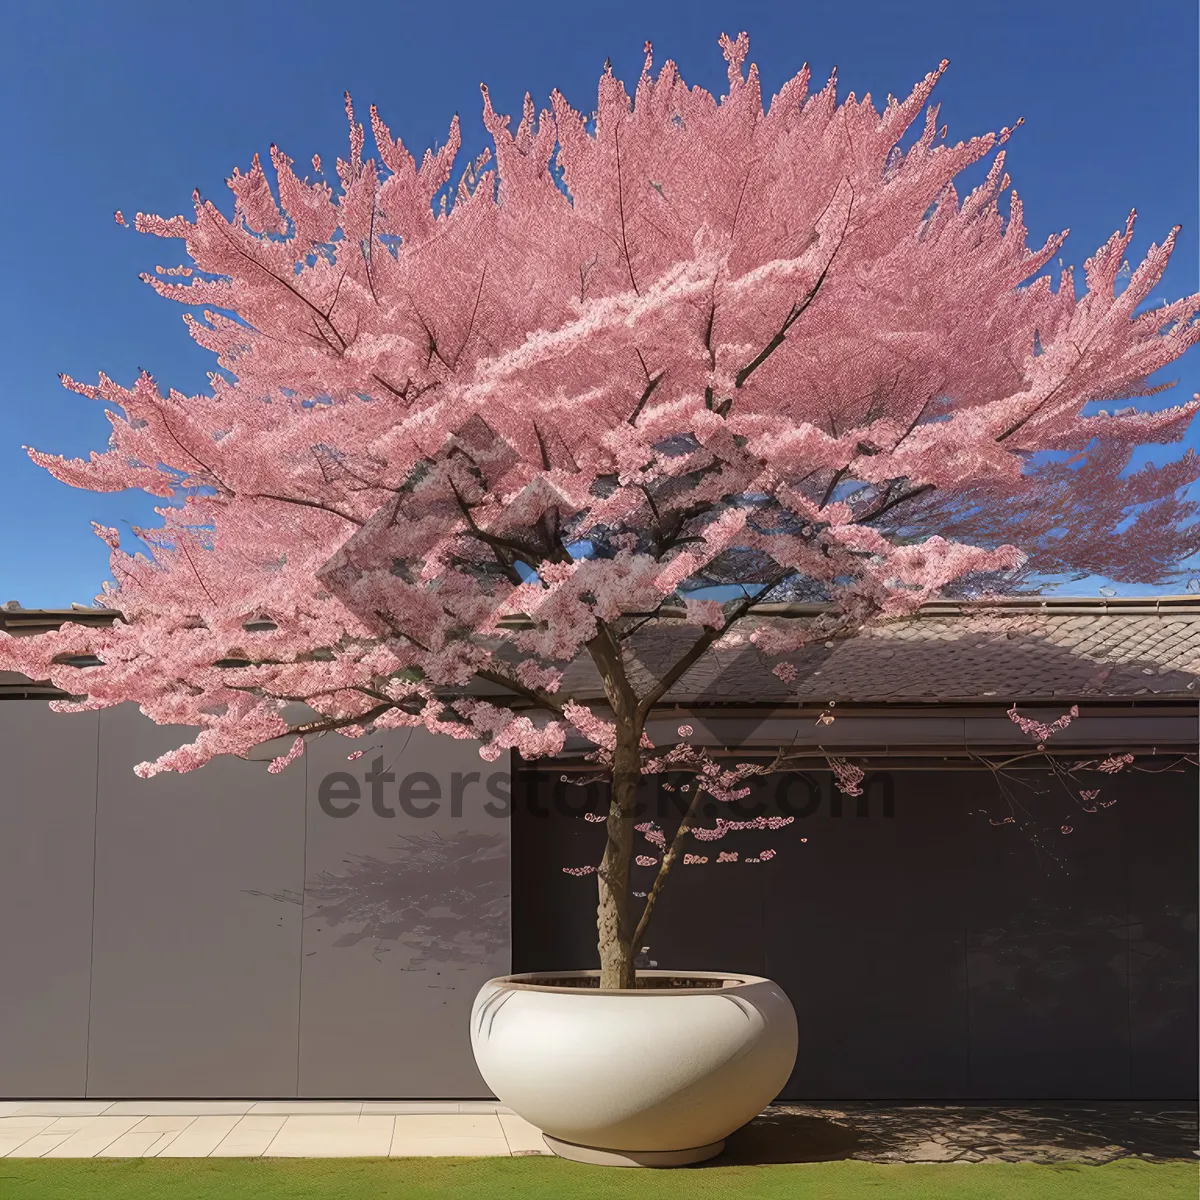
[[596, 716, 642, 989]]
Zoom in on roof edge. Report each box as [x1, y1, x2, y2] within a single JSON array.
[[3, 593, 1198, 633]]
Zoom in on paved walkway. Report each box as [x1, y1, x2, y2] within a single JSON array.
[[0, 1101, 546, 1158], [0, 1099, 1194, 1162]]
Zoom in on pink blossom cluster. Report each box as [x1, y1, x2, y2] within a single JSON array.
[[826, 757, 865, 797], [1007, 704, 1079, 743], [690, 815, 795, 842], [635, 822, 667, 851], [743, 848, 777, 864], [1, 32, 1193, 805]]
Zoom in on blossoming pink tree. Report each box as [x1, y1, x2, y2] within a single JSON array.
[[5, 34, 1199, 987]]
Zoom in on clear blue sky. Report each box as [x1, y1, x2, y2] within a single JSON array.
[[1, 0, 1196, 608]]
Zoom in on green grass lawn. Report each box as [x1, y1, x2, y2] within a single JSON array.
[[0, 1157, 1194, 1199]]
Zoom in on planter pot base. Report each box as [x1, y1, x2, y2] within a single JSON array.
[[543, 1134, 725, 1167], [471, 969, 798, 1165]]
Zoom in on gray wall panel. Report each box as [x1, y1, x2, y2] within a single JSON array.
[[296, 730, 510, 1097], [1126, 781, 1199, 1097], [0, 705, 98, 1097], [4, 689, 1189, 1101], [768, 776, 973, 1099], [86, 704, 306, 1097], [962, 795, 1132, 1099]]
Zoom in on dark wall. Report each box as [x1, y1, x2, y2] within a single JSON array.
[[0, 702, 510, 1099], [511, 764, 1198, 1100], [2, 693, 1193, 1101]]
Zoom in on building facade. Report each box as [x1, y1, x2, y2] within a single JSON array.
[[1, 598, 1196, 1099]]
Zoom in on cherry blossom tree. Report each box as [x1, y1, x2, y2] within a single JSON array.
[[4, 34, 1199, 987]]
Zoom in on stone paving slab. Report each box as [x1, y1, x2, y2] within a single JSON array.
[[1, 1100, 511, 1117], [154, 1115, 242, 1157], [0, 1103, 532, 1159], [0, 1099, 1194, 1161], [265, 1114, 397, 1158]]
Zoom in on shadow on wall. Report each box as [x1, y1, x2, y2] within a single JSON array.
[[247, 830, 509, 970], [966, 898, 1198, 1011]]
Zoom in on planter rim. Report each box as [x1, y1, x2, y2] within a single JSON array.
[[486, 968, 773, 996]]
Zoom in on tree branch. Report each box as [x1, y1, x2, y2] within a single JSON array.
[[209, 214, 347, 352], [369, 373, 439, 405], [635, 572, 793, 720], [627, 745, 790, 952], [451, 266, 487, 370], [445, 476, 544, 576], [473, 667, 566, 716], [855, 482, 935, 526], [283, 700, 397, 739], [251, 492, 365, 525], [819, 466, 849, 511], [362, 200, 379, 304], [627, 780, 708, 952], [586, 621, 639, 724], [732, 184, 853, 390], [627, 356, 663, 425], [617, 595, 679, 641], [613, 125, 640, 297]]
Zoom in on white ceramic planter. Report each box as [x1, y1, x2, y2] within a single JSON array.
[[470, 969, 798, 1166]]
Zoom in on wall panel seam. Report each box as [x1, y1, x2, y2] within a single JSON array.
[[83, 710, 101, 1098]]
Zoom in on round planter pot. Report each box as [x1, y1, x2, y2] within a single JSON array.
[[470, 969, 798, 1166]]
